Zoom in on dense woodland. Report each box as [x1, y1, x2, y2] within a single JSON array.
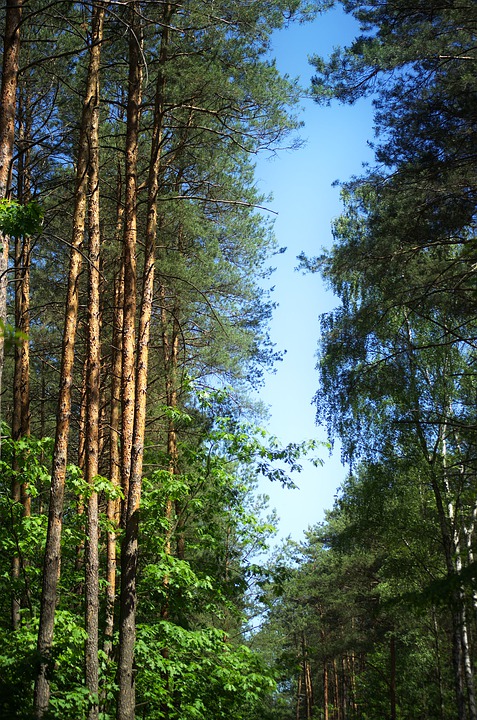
[[0, 1, 476, 719]]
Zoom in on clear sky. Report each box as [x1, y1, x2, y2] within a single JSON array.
[[255, 6, 374, 544]]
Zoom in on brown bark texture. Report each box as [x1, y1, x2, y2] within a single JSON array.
[[84, 8, 105, 718], [104, 187, 125, 658], [117, 5, 171, 715], [11, 79, 32, 630], [116, 3, 142, 717], [34, 5, 105, 716], [0, 0, 22, 458]]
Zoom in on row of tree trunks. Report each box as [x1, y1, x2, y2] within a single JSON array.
[[117, 3, 172, 715], [34, 4, 106, 715]]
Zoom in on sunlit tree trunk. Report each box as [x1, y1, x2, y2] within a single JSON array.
[[34, 6, 105, 715], [117, 4, 170, 713]]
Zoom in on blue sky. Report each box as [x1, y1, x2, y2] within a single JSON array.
[[255, 6, 375, 543]]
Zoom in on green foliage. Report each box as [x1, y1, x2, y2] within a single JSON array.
[[134, 622, 276, 720], [0, 199, 43, 237], [65, 465, 124, 502]]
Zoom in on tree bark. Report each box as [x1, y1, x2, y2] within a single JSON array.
[[390, 634, 396, 720], [0, 0, 22, 457], [117, 5, 172, 714], [34, 5, 105, 716], [84, 8, 105, 717], [104, 170, 124, 659], [323, 661, 329, 720], [116, 3, 142, 717], [11, 79, 32, 630]]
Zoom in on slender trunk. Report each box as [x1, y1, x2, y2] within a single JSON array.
[[160, 285, 180, 612], [104, 174, 124, 658], [75, 354, 88, 577], [390, 634, 396, 720], [84, 8, 105, 716], [296, 672, 302, 720], [428, 465, 468, 720], [301, 633, 313, 720], [117, 5, 171, 714], [323, 661, 329, 720], [333, 659, 339, 720], [11, 81, 32, 630], [119, 3, 141, 533], [432, 607, 446, 720], [456, 547, 477, 720], [161, 287, 180, 551], [464, 502, 477, 623], [116, 3, 142, 717], [347, 648, 358, 715], [34, 6, 105, 715], [0, 0, 22, 457], [441, 432, 477, 720]]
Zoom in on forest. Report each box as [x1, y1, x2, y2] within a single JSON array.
[[0, 1, 476, 719]]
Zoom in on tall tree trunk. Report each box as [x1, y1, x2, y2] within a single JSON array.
[[118, 5, 169, 720], [116, 3, 142, 717], [0, 0, 22, 456], [428, 463, 468, 720], [301, 633, 313, 720], [84, 7, 105, 717], [432, 607, 446, 720], [161, 287, 180, 558], [441, 429, 477, 720], [296, 672, 302, 720], [332, 658, 340, 720], [34, 6, 105, 715], [117, 4, 170, 713], [11, 78, 31, 630], [323, 661, 329, 720], [390, 634, 397, 720], [104, 172, 124, 659]]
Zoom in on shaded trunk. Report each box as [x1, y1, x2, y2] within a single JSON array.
[[11, 82, 32, 629], [432, 607, 446, 720], [0, 0, 22, 456], [333, 658, 340, 720], [116, 3, 142, 717], [296, 672, 302, 720], [301, 633, 313, 720], [84, 8, 105, 716], [429, 466, 468, 720], [390, 634, 396, 720], [104, 171, 124, 659], [75, 355, 88, 578], [34, 6, 105, 715], [441, 432, 476, 720], [323, 661, 329, 720]]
